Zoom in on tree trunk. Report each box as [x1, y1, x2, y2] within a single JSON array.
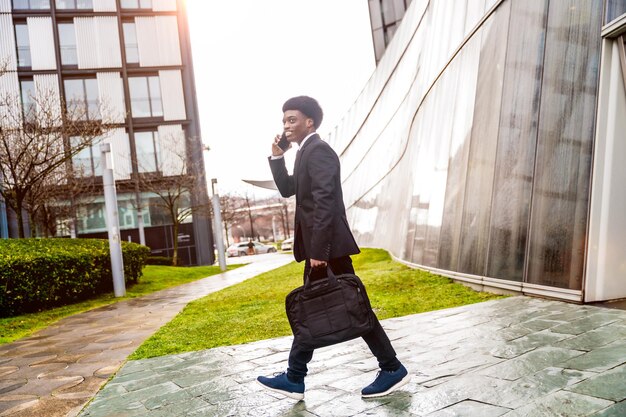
[[172, 221, 179, 266], [15, 199, 25, 238], [247, 209, 254, 241]]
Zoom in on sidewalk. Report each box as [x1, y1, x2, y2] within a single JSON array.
[[79, 296, 626, 417], [0, 253, 293, 417]]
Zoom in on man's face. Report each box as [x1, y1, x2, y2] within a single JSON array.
[[283, 110, 314, 144]]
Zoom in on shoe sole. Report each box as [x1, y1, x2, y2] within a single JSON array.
[[256, 380, 304, 401], [361, 374, 411, 398]]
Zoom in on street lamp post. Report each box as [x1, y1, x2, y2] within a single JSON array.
[[211, 178, 227, 271], [100, 143, 126, 297]]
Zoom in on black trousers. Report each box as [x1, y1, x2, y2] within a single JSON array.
[[286, 256, 401, 382]]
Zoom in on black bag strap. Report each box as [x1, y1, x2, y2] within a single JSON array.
[[304, 265, 338, 291]]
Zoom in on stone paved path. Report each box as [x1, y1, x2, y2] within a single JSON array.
[[80, 297, 626, 417], [0, 253, 293, 417]]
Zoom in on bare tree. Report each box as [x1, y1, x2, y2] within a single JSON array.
[[0, 86, 113, 238], [26, 165, 99, 237], [243, 193, 256, 240], [135, 131, 207, 266], [207, 192, 241, 248]]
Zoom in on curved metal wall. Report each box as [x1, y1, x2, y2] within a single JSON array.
[[329, 0, 603, 297]]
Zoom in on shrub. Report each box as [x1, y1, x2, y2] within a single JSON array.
[[0, 239, 150, 317]]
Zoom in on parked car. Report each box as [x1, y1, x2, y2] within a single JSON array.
[[227, 241, 277, 257], [281, 237, 294, 251]]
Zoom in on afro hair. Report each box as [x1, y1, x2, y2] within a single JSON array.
[[282, 96, 324, 129]]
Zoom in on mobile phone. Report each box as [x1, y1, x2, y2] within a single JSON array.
[[278, 132, 290, 151]]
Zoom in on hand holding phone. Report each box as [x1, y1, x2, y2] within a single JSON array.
[[277, 133, 290, 152]]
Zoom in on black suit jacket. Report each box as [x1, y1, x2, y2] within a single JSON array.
[[269, 134, 359, 262]]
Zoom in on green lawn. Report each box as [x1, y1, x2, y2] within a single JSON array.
[[131, 249, 505, 359], [0, 264, 241, 345]]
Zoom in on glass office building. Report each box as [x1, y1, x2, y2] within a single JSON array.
[[0, 0, 214, 265], [330, 0, 626, 302]]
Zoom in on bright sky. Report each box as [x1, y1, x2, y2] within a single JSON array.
[[185, 0, 375, 198]]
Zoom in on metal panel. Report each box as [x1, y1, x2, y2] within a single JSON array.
[[136, 16, 180, 66], [157, 124, 185, 176], [27, 17, 57, 70], [156, 16, 181, 65], [103, 128, 131, 180], [0, 14, 17, 70], [585, 37, 626, 302], [0, 0, 11, 12], [97, 72, 126, 123], [0, 71, 20, 128], [136, 17, 159, 67], [457, 2, 511, 275], [76, 17, 121, 69], [75, 17, 98, 69], [33, 73, 61, 125], [95, 16, 121, 68], [486, 0, 548, 282], [152, 0, 176, 11], [93, 0, 116, 12], [159, 70, 186, 121], [526, 0, 603, 290], [328, 0, 606, 299]]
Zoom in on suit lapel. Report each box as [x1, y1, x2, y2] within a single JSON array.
[[293, 134, 319, 197]]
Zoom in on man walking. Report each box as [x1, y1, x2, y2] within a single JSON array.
[[257, 96, 408, 400]]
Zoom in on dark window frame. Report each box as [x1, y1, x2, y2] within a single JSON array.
[[120, 0, 152, 10], [12, 0, 50, 10], [19, 78, 36, 122], [57, 21, 78, 67], [134, 129, 160, 173], [14, 22, 32, 68], [63, 77, 101, 121], [55, 0, 93, 10], [128, 74, 163, 119], [122, 20, 140, 65]]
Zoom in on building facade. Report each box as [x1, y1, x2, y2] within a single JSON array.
[[331, 0, 626, 302], [368, 0, 413, 63], [0, 0, 214, 265]]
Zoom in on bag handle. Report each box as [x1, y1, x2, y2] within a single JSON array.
[[304, 265, 338, 290]]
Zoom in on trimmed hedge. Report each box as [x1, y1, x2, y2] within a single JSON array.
[[0, 238, 150, 317]]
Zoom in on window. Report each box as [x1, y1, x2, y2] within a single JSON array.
[[606, 0, 626, 24], [15, 24, 31, 68], [12, 0, 50, 9], [20, 80, 36, 121], [135, 131, 160, 172], [55, 0, 92, 9], [121, 0, 151, 9], [128, 76, 162, 118], [64, 78, 100, 120], [58, 23, 77, 66], [80, 203, 106, 232], [123, 22, 139, 64], [71, 136, 102, 177]]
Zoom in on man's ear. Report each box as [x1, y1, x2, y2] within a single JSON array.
[[306, 118, 314, 129]]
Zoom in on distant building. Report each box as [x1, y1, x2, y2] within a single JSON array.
[[0, 0, 214, 265], [332, 0, 626, 302]]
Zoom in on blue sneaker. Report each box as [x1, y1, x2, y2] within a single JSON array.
[[257, 372, 305, 400], [361, 364, 409, 398]]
